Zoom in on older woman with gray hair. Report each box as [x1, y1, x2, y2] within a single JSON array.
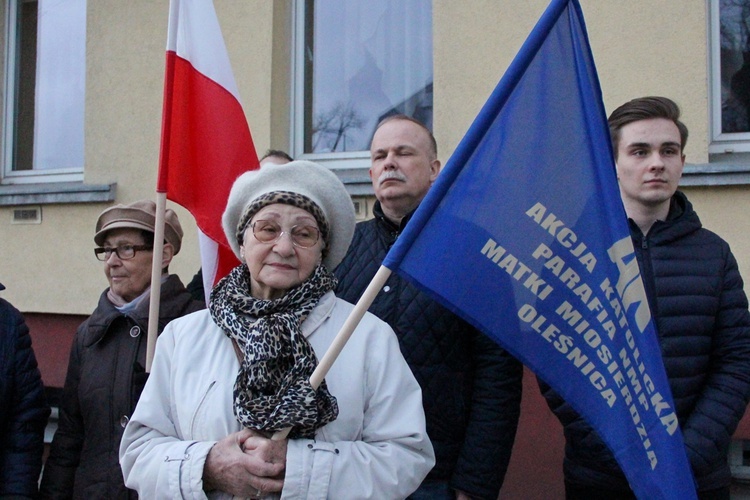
[[120, 161, 434, 499], [41, 200, 204, 498]]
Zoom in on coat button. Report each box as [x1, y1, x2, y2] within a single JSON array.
[[129, 326, 141, 337], [120, 415, 130, 427], [383, 285, 391, 293]]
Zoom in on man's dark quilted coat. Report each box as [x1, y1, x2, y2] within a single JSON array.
[[335, 201, 522, 499], [542, 191, 750, 493]]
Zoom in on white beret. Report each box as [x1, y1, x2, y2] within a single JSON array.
[[222, 160, 355, 270]]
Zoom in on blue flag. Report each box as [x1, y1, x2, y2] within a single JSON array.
[[383, 0, 696, 497]]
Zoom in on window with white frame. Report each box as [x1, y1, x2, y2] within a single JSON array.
[[710, 0, 750, 154], [2, 0, 86, 184], [292, 0, 433, 167]]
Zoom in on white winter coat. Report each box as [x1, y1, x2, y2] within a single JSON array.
[[119, 291, 434, 499]]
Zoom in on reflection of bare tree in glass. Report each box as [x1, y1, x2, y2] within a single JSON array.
[[720, 0, 748, 47], [312, 102, 365, 152]]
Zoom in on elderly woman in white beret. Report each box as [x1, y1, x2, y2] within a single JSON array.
[[120, 161, 435, 499]]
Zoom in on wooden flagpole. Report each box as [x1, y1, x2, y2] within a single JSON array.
[[272, 265, 392, 440], [146, 192, 168, 373], [147, 8, 178, 373]]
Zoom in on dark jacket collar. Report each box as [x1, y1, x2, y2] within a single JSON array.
[[83, 274, 192, 347], [373, 200, 418, 235], [628, 190, 702, 243]]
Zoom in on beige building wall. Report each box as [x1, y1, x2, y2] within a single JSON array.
[[434, 0, 750, 282], [1, 1, 278, 314], [1, 1, 749, 315], [434, 0, 709, 159]]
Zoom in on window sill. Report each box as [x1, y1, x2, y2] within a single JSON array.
[[296, 155, 374, 196], [332, 166, 373, 196], [680, 156, 750, 187], [0, 182, 117, 206]]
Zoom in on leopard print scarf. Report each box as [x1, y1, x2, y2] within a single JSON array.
[[209, 263, 339, 438]]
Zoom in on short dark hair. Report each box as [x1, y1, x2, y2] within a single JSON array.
[[260, 149, 293, 163], [607, 96, 688, 159], [373, 114, 438, 159]]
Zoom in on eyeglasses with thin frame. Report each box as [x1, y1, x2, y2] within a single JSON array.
[[250, 220, 320, 248], [94, 244, 153, 261]]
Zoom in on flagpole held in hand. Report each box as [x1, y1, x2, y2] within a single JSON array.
[[272, 265, 393, 441]]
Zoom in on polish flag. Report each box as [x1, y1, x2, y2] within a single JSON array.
[[157, 0, 258, 300]]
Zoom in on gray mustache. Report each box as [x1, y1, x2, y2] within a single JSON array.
[[378, 170, 407, 186]]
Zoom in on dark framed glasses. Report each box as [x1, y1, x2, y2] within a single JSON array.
[[94, 244, 153, 261]]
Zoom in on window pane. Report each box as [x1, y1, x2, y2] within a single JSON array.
[[13, 1, 37, 171], [303, 0, 433, 154], [720, 0, 750, 134], [9, 0, 86, 172]]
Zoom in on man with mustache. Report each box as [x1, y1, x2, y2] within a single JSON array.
[[335, 115, 523, 500], [541, 96, 750, 499]]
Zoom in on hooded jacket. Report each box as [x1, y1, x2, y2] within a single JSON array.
[[40, 274, 204, 499], [334, 201, 523, 499], [542, 191, 750, 492]]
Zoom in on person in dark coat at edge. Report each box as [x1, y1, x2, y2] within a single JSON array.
[[0, 282, 50, 499], [39, 200, 205, 499], [335, 114, 523, 500], [541, 96, 750, 500]]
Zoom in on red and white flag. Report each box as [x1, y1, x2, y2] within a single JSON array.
[[158, 0, 258, 300]]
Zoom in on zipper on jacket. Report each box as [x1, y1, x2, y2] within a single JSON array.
[[636, 232, 659, 321]]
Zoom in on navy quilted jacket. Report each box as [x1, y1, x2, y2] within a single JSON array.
[[542, 191, 750, 492], [0, 283, 50, 498], [335, 201, 522, 500]]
